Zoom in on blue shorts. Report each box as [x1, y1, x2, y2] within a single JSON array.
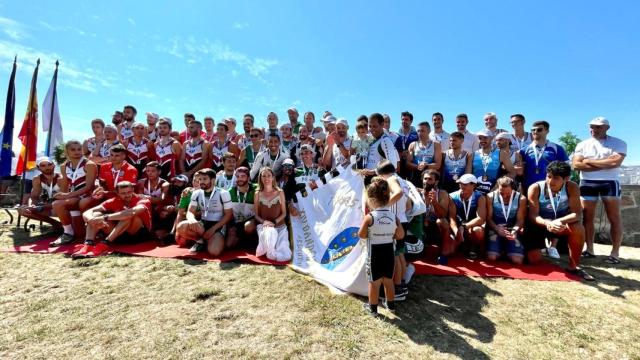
[[580, 180, 621, 201], [487, 229, 524, 257]]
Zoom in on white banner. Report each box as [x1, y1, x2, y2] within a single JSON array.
[[290, 167, 369, 296]]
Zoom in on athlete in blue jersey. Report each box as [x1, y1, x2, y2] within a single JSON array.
[[486, 177, 527, 264], [440, 132, 472, 193], [519, 120, 568, 192], [526, 161, 593, 281], [449, 174, 486, 260], [472, 130, 514, 194], [406, 121, 442, 188]]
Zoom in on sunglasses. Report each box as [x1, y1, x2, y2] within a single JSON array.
[[531, 127, 545, 133], [250, 134, 260, 138], [283, 165, 295, 168]]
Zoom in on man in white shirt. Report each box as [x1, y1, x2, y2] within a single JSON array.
[[572, 117, 627, 263], [509, 114, 533, 151], [430, 112, 450, 151], [455, 113, 479, 153]]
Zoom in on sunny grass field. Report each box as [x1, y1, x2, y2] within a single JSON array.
[[1, 213, 639, 360]]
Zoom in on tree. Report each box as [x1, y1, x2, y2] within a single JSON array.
[[558, 131, 581, 182]]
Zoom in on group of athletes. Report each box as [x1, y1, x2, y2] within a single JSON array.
[[15, 106, 627, 315]]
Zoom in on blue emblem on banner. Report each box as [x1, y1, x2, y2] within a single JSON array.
[[320, 226, 360, 270]]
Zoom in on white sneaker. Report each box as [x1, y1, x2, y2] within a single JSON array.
[[404, 263, 416, 284], [548, 246, 560, 259]]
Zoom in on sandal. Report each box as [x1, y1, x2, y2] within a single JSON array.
[[604, 256, 621, 264], [567, 268, 595, 282], [581, 250, 596, 258]]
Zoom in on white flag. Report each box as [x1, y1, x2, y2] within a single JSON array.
[[42, 66, 63, 157]]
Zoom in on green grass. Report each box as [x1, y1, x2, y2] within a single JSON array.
[[1, 214, 639, 359]]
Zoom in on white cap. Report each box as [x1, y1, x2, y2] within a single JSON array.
[[172, 174, 189, 183], [336, 118, 349, 128], [456, 174, 478, 184], [495, 132, 511, 141], [224, 117, 237, 125], [287, 107, 298, 114], [283, 158, 295, 166], [36, 156, 53, 167], [476, 129, 492, 137], [160, 117, 172, 125], [322, 115, 337, 124], [589, 116, 609, 126], [146, 112, 159, 119]]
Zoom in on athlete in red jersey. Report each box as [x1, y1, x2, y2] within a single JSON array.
[[181, 120, 211, 180], [155, 119, 183, 180], [124, 122, 155, 180]]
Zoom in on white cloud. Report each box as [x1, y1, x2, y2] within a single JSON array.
[[128, 18, 136, 26], [0, 16, 28, 40], [156, 37, 279, 81], [233, 22, 249, 30], [124, 89, 156, 98], [38, 20, 92, 37]]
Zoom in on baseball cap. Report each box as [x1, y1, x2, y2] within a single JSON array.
[[336, 118, 349, 128], [36, 156, 53, 167], [589, 116, 609, 126], [456, 174, 478, 184], [322, 115, 337, 124], [146, 112, 159, 119], [300, 144, 314, 152], [495, 132, 511, 141], [172, 174, 189, 183], [287, 107, 298, 114], [224, 117, 237, 125], [476, 129, 492, 137], [132, 122, 145, 129], [283, 158, 295, 166], [160, 117, 172, 125], [280, 123, 292, 129]]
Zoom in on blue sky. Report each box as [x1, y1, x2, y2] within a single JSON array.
[[1, 0, 638, 164]]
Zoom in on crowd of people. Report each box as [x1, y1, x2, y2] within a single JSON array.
[[15, 106, 628, 315]]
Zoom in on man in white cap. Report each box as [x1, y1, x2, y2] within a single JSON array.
[[146, 112, 160, 142], [449, 174, 487, 260], [573, 117, 627, 263], [322, 114, 337, 136], [322, 117, 352, 170], [17, 157, 63, 230], [287, 107, 302, 135]]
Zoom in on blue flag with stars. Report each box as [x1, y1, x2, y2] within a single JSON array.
[[0, 57, 17, 177]]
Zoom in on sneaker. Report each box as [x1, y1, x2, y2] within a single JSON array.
[[437, 255, 449, 265], [548, 247, 560, 259], [403, 263, 416, 284], [362, 303, 379, 317], [189, 241, 206, 254], [383, 300, 396, 313], [467, 251, 478, 260], [71, 244, 94, 259], [51, 233, 75, 247], [394, 286, 407, 301], [91, 242, 111, 257]]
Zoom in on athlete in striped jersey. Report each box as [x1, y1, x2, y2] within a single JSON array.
[[211, 123, 240, 173], [83, 118, 105, 156], [154, 119, 183, 180], [52, 140, 98, 245], [90, 125, 121, 165], [180, 120, 211, 180], [216, 153, 238, 190], [124, 122, 155, 180]]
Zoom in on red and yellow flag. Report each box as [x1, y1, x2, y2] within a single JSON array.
[[16, 60, 40, 176]]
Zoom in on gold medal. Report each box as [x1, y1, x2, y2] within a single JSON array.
[[452, 174, 459, 181]]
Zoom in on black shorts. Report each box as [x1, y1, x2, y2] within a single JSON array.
[[202, 220, 224, 235], [113, 227, 150, 244], [580, 179, 621, 201], [423, 219, 442, 245], [367, 242, 395, 281], [523, 220, 568, 252]]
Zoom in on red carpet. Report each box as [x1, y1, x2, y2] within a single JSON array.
[[3, 237, 580, 281]]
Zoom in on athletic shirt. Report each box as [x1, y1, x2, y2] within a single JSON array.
[[126, 138, 150, 165], [38, 173, 61, 203], [190, 188, 232, 222], [450, 189, 483, 225], [183, 139, 205, 172], [388, 174, 409, 223], [215, 172, 236, 190], [211, 140, 230, 168], [491, 190, 520, 226], [368, 208, 397, 245], [430, 130, 450, 150], [99, 140, 120, 158], [574, 136, 627, 181], [244, 143, 265, 168], [520, 141, 568, 190], [86, 137, 103, 154], [536, 181, 570, 220], [367, 133, 399, 170], [472, 149, 501, 184], [330, 137, 352, 169], [281, 138, 297, 153], [294, 165, 326, 186], [510, 132, 533, 152], [228, 184, 257, 222], [64, 158, 88, 192], [424, 189, 440, 222], [147, 127, 158, 142], [155, 137, 177, 178], [143, 178, 167, 198], [412, 140, 435, 165], [120, 122, 134, 140], [443, 150, 468, 184]]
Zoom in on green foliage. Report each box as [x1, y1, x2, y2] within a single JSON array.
[[558, 131, 581, 182], [53, 144, 66, 165]]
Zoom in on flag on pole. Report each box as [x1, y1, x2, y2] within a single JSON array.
[[43, 60, 62, 157], [16, 59, 40, 176], [0, 56, 17, 177]]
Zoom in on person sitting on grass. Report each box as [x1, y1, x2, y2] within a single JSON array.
[[17, 157, 63, 231], [359, 176, 405, 316], [176, 169, 233, 256], [72, 181, 152, 258], [163, 174, 199, 245], [449, 174, 487, 260], [254, 167, 291, 262], [420, 169, 453, 264], [486, 176, 526, 264], [526, 161, 594, 281], [136, 161, 171, 240], [225, 167, 258, 250]]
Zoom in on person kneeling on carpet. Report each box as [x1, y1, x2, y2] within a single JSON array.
[[449, 174, 487, 260], [359, 176, 405, 316], [17, 157, 63, 232], [485, 176, 526, 264], [72, 181, 152, 258], [254, 167, 291, 262], [226, 167, 258, 250], [176, 168, 233, 256]]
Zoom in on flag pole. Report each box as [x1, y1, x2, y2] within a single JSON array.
[[19, 58, 40, 207], [45, 60, 59, 157]]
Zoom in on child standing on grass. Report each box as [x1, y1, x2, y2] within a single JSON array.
[[358, 177, 405, 316]]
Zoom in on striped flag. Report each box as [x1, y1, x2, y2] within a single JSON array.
[[43, 60, 62, 157], [16, 59, 40, 176], [0, 57, 17, 177]]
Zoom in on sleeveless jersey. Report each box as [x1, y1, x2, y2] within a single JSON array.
[[183, 139, 205, 172], [86, 137, 102, 154], [211, 140, 230, 168], [491, 190, 520, 227], [38, 173, 61, 204], [537, 181, 570, 220], [65, 158, 89, 192], [228, 184, 256, 222], [99, 140, 120, 158], [155, 138, 177, 179], [443, 150, 468, 184], [388, 174, 409, 223], [450, 190, 482, 225], [126, 138, 150, 168], [368, 208, 397, 245], [331, 138, 352, 169], [412, 140, 435, 165], [244, 143, 265, 168], [143, 178, 167, 198]]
